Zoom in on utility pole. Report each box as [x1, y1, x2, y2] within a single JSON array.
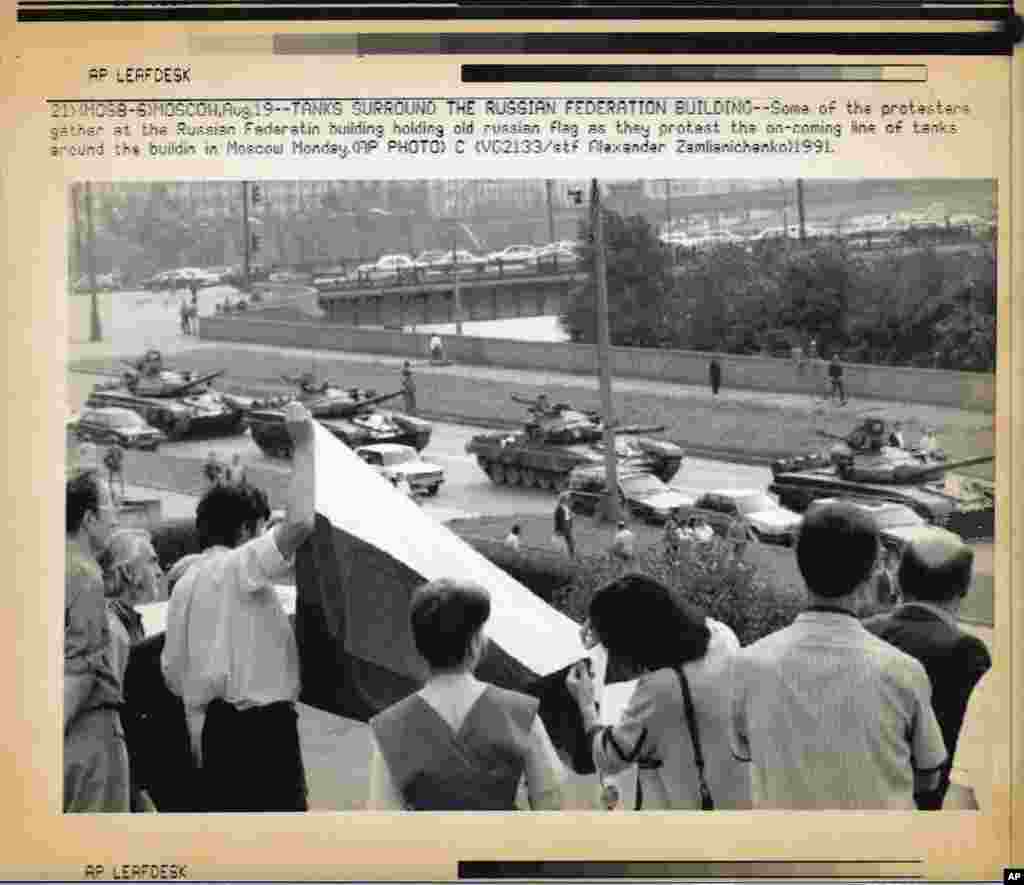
[[591, 178, 619, 524], [664, 178, 672, 237], [796, 178, 807, 243], [242, 180, 251, 293], [84, 182, 102, 342], [450, 219, 463, 335], [545, 179, 557, 244]]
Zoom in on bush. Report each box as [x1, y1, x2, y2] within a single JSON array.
[[550, 539, 807, 648]]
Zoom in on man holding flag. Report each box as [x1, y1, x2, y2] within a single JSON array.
[[162, 402, 315, 812]]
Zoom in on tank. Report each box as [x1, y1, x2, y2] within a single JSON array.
[[465, 394, 684, 490], [247, 373, 432, 458], [768, 417, 994, 539], [85, 349, 250, 440]]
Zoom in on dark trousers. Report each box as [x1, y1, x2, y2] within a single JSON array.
[[830, 377, 846, 403], [709, 369, 721, 395], [201, 699, 308, 812]]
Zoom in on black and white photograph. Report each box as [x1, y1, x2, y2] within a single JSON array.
[[64, 177, 997, 815]]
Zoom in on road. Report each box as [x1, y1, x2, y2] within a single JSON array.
[[68, 371, 773, 524]]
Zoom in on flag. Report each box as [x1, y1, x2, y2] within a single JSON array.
[[295, 422, 598, 768]]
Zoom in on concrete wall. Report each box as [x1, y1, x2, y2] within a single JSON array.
[[200, 314, 995, 412]]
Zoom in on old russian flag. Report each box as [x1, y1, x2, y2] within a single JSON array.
[[295, 422, 599, 769]]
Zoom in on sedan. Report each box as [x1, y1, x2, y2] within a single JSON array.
[[355, 443, 445, 496], [356, 254, 416, 283], [694, 489, 802, 545], [806, 498, 962, 552], [567, 467, 694, 524], [71, 407, 166, 451], [487, 245, 537, 266]]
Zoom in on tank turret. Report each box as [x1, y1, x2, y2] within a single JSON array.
[[768, 416, 994, 540], [87, 353, 245, 440], [465, 395, 684, 489], [246, 374, 431, 458]]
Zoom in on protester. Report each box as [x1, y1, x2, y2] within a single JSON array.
[[65, 470, 130, 813], [179, 298, 191, 335], [103, 529, 164, 812], [202, 451, 223, 488], [188, 291, 199, 335], [708, 355, 722, 396], [504, 524, 522, 553], [728, 502, 947, 809], [828, 354, 847, 405], [400, 360, 417, 414], [690, 516, 714, 544], [610, 521, 636, 563], [566, 573, 751, 809], [553, 492, 576, 559], [367, 578, 565, 810], [161, 402, 315, 812], [663, 514, 684, 559], [429, 334, 444, 363], [863, 532, 992, 809]]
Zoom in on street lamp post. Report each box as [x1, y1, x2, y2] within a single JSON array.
[[591, 178, 620, 524]]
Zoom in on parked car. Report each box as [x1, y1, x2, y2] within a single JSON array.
[[355, 443, 445, 496], [693, 489, 802, 545], [437, 249, 489, 274], [567, 467, 694, 524], [673, 505, 760, 546], [534, 243, 579, 269], [70, 407, 166, 451], [805, 498, 962, 553], [312, 266, 350, 291], [413, 250, 450, 272], [357, 254, 416, 283], [487, 245, 537, 267]]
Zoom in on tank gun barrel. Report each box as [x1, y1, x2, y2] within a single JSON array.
[[341, 389, 404, 414], [168, 369, 225, 395], [615, 424, 666, 435], [914, 454, 994, 480]]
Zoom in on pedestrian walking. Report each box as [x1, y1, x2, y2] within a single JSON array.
[[429, 334, 444, 364], [610, 521, 636, 563], [828, 354, 847, 405], [553, 492, 576, 559], [179, 298, 191, 335], [400, 361, 417, 414], [709, 355, 722, 396], [103, 442, 125, 501], [202, 452, 223, 488], [188, 292, 199, 335], [504, 524, 522, 553]]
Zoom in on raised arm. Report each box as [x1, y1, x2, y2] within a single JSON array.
[[271, 402, 317, 561]]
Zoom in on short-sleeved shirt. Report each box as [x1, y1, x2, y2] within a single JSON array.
[[66, 543, 123, 712], [161, 531, 298, 752], [729, 611, 947, 809], [592, 619, 751, 810]]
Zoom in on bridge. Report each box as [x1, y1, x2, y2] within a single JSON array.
[[315, 267, 585, 327]]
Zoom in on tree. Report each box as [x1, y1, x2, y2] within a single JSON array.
[[561, 209, 677, 347]]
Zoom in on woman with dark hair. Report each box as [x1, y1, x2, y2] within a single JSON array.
[[367, 578, 566, 811], [566, 573, 751, 810]]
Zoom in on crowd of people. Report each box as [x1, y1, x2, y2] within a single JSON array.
[[65, 401, 990, 813]]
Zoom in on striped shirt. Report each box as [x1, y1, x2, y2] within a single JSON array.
[[729, 610, 947, 809]]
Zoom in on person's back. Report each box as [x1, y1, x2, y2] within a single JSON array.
[[732, 619, 938, 809], [863, 533, 991, 807], [729, 502, 946, 809], [372, 683, 538, 810]]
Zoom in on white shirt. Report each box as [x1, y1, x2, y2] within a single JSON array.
[[161, 531, 299, 759], [612, 529, 635, 558], [729, 611, 947, 809], [504, 532, 521, 552], [366, 672, 566, 811]]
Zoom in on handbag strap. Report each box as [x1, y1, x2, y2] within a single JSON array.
[[676, 667, 714, 809]]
